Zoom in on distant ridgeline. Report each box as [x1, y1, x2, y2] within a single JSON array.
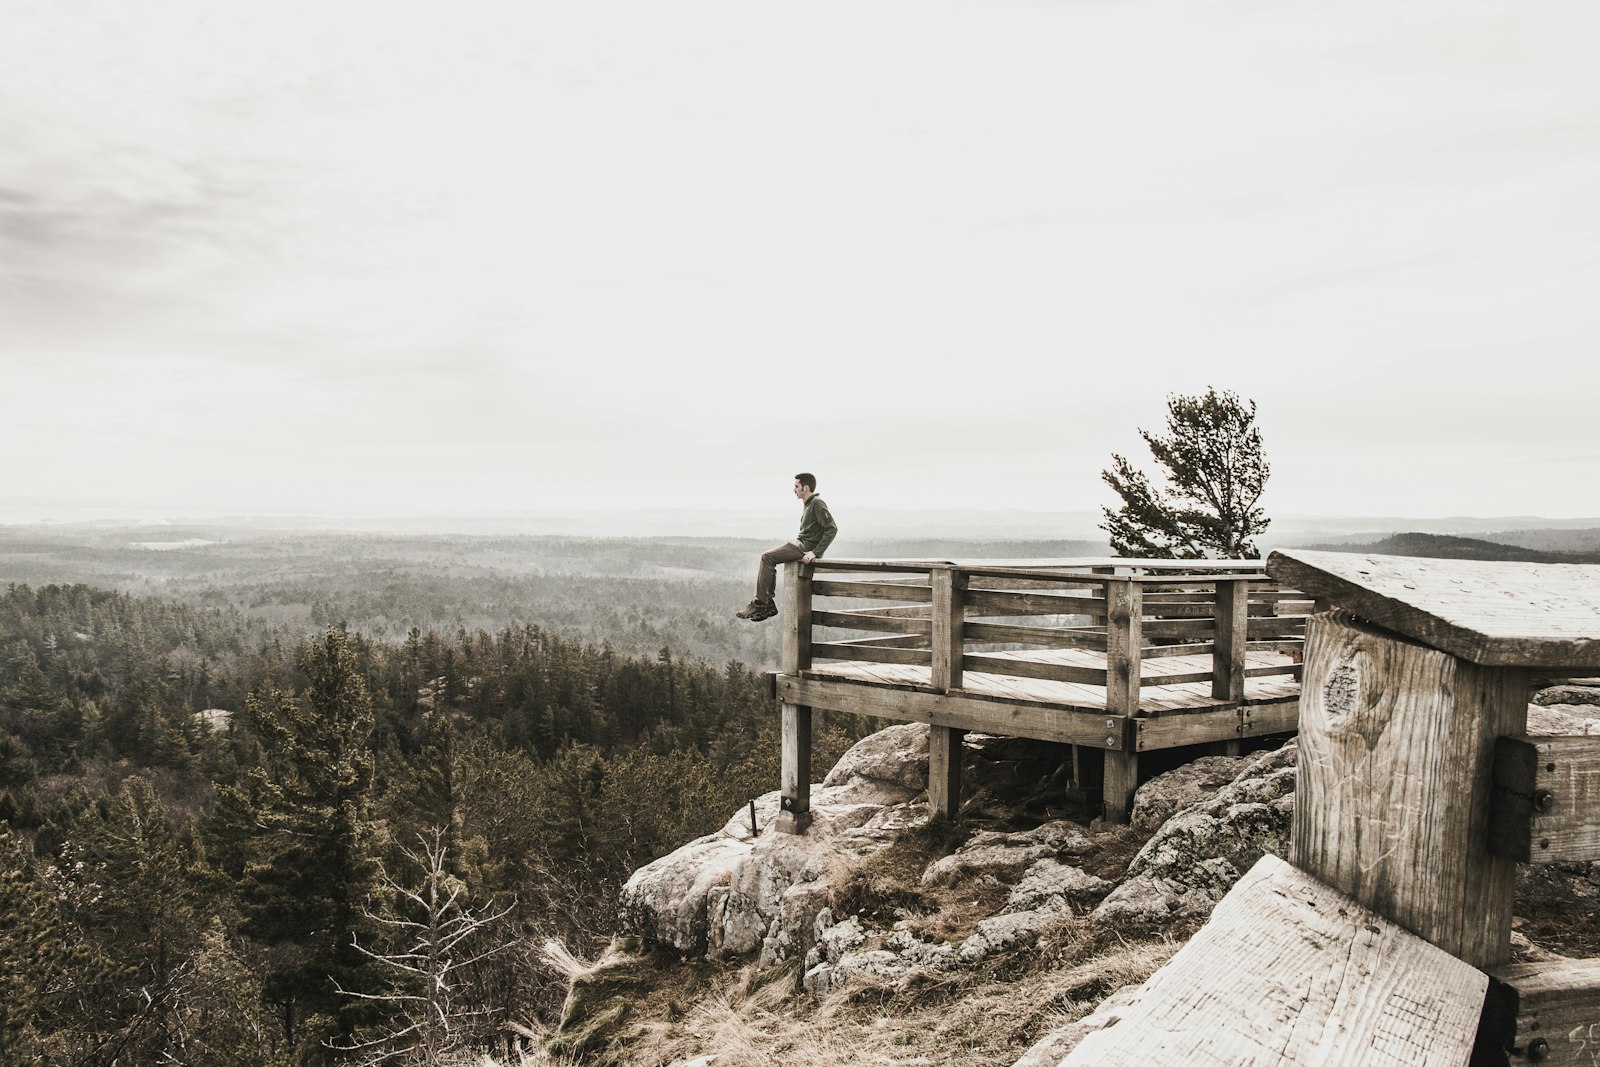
[[1303, 531, 1600, 565]]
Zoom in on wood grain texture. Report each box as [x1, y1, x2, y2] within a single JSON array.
[[776, 702, 812, 834], [1212, 578, 1249, 701], [1061, 854, 1487, 1066], [811, 579, 933, 602], [930, 567, 965, 692], [811, 610, 932, 635], [1490, 735, 1600, 863], [1484, 958, 1600, 1064], [1267, 550, 1600, 668], [1106, 579, 1142, 716], [928, 724, 964, 821], [781, 563, 812, 674], [777, 675, 1126, 748], [1291, 612, 1527, 966]]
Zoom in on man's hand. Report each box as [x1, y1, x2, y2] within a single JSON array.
[[801, 551, 817, 563]]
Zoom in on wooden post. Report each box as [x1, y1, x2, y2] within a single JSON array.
[[1211, 577, 1248, 702], [1102, 578, 1142, 824], [930, 565, 965, 693], [1105, 578, 1142, 715], [776, 702, 812, 834], [1291, 611, 1528, 967], [929, 565, 967, 822], [928, 725, 965, 822], [782, 561, 813, 674], [776, 561, 814, 834]]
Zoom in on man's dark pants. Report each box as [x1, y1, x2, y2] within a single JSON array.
[[756, 542, 806, 602]]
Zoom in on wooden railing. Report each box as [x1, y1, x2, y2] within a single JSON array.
[[787, 558, 1310, 711]]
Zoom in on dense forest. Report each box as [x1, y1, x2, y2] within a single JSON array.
[[0, 581, 869, 1064]]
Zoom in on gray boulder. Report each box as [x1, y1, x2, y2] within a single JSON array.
[[921, 820, 1093, 887], [1092, 741, 1297, 924], [620, 723, 930, 961], [1129, 755, 1248, 832]]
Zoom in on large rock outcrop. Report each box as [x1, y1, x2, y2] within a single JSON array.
[[619, 723, 930, 962], [1091, 742, 1298, 925]]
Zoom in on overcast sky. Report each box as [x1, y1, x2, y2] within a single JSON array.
[[2, 0, 1597, 529]]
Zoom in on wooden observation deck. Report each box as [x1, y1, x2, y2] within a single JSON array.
[[772, 557, 1311, 831]]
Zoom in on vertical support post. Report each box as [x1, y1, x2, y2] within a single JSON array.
[[1103, 578, 1142, 824], [1102, 747, 1138, 825], [776, 560, 815, 834], [782, 561, 813, 674], [928, 725, 966, 822], [776, 702, 812, 834], [1105, 578, 1142, 715], [1211, 577, 1249, 701], [930, 565, 965, 692], [1292, 612, 1528, 966], [928, 566, 967, 822]]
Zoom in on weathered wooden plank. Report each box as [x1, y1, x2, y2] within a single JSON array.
[[1106, 579, 1142, 716], [928, 724, 965, 821], [782, 563, 812, 673], [776, 702, 812, 834], [1267, 550, 1600, 669], [1292, 612, 1527, 967], [838, 634, 931, 650], [1103, 744, 1138, 824], [777, 674, 1127, 748], [1135, 707, 1247, 750], [811, 642, 931, 666], [1212, 578, 1249, 701], [1060, 854, 1487, 1066], [931, 567, 966, 692], [811, 579, 933, 602], [963, 621, 1109, 651], [811, 609, 932, 635], [963, 588, 1108, 618], [1490, 735, 1600, 863], [1483, 958, 1600, 1065], [1141, 618, 1216, 638], [1239, 698, 1299, 737], [962, 653, 1109, 686]]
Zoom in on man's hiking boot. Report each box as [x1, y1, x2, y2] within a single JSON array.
[[736, 598, 778, 622]]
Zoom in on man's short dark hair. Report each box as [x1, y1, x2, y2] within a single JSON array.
[[795, 472, 816, 491]]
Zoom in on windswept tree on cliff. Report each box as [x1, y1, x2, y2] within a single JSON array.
[[1100, 388, 1270, 559]]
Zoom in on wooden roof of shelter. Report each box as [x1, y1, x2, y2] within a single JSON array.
[[1266, 549, 1600, 669]]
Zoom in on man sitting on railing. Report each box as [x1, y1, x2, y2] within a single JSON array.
[[737, 472, 838, 623]]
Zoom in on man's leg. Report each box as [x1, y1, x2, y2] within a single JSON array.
[[756, 542, 805, 603]]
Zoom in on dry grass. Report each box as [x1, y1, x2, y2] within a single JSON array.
[[508, 907, 1191, 1067]]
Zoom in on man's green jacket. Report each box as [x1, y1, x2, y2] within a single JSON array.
[[796, 496, 838, 556]]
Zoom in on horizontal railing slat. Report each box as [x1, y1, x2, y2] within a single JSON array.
[[964, 589, 1108, 618], [811, 642, 932, 666], [962, 622, 1110, 651], [812, 610, 933, 635], [962, 654, 1109, 686], [812, 580, 933, 602]]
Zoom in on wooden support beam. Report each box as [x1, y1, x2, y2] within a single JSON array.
[[1212, 578, 1249, 701], [1482, 958, 1600, 1065], [777, 675, 1127, 749], [781, 562, 812, 674], [1102, 745, 1138, 824], [1060, 855, 1488, 1066], [1292, 612, 1528, 967], [930, 566, 966, 692], [1490, 735, 1600, 864], [1105, 579, 1142, 716], [928, 724, 965, 821], [776, 702, 812, 835]]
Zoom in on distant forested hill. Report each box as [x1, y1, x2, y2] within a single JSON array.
[[1300, 531, 1600, 564]]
